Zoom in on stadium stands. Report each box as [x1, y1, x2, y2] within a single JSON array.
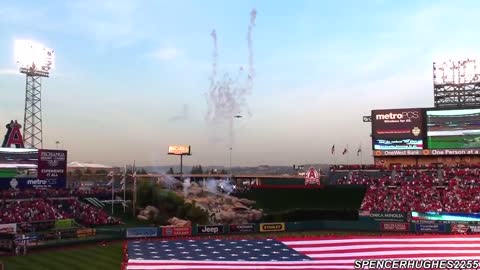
[[335, 164, 480, 212], [0, 188, 120, 227]]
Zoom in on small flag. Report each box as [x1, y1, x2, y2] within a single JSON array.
[[357, 145, 362, 156], [331, 145, 335, 155], [342, 148, 348, 155]]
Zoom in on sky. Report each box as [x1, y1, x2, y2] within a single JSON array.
[[0, 0, 479, 167]]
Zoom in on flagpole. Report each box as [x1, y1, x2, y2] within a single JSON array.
[[111, 172, 114, 215], [132, 160, 136, 218], [123, 165, 126, 213], [346, 144, 349, 165]]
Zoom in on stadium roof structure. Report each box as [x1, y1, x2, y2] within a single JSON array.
[[0, 163, 37, 169], [67, 162, 113, 169], [0, 147, 38, 153]]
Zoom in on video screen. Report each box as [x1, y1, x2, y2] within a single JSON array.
[[373, 138, 423, 150], [427, 109, 480, 149], [412, 212, 480, 222], [372, 109, 425, 150]]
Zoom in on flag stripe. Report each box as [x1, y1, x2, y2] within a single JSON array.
[[125, 236, 480, 270]]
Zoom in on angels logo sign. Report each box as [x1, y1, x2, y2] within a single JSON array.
[[304, 167, 320, 185], [2, 120, 24, 148]]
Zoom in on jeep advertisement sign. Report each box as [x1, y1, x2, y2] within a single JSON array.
[[196, 225, 224, 235], [372, 108, 425, 150]]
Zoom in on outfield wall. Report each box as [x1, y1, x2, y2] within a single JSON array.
[[9, 211, 477, 253]]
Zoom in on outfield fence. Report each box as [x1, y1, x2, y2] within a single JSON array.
[[3, 210, 479, 254]]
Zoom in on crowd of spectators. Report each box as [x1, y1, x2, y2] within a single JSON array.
[[0, 197, 120, 226], [0, 187, 112, 200], [336, 164, 480, 213]]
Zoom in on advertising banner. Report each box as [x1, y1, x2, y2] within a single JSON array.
[[196, 225, 224, 235], [76, 228, 96, 238], [412, 212, 480, 223], [451, 224, 480, 234], [415, 223, 447, 233], [0, 177, 67, 189], [0, 224, 16, 234], [126, 227, 158, 238], [451, 224, 469, 234], [259, 223, 285, 232], [37, 149, 67, 184], [363, 212, 407, 222], [54, 219, 73, 229], [380, 222, 409, 232], [374, 149, 480, 156], [372, 109, 424, 150], [161, 226, 192, 237], [229, 224, 255, 233]]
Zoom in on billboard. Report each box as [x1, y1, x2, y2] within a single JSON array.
[[372, 109, 424, 150], [380, 222, 409, 232], [168, 145, 191, 155], [126, 227, 158, 238], [427, 108, 480, 149], [415, 223, 447, 233], [259, 223, 285, 232], [196, 225, 224, 235], [229, 224, 255, 233], [160, 226, 192, 237], [0, 177, 66, 189], [37, 150, 67, 181]]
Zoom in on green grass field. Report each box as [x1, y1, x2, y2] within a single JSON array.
[[1, 231, 388, 270], [2, 242, 123, 270]]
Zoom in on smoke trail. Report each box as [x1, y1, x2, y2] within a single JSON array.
[[205, 9, 257, 145], [247, 9, 257, 92]]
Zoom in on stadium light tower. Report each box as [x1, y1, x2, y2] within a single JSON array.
[[15, 40, 55, 149], [433, 58, 480, 108]]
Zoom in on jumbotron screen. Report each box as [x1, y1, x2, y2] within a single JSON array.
[[372, 109, 425, 150], [427, 108, 480, 149]]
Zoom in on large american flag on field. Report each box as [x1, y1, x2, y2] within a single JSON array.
[[125, 235, 480, 269]]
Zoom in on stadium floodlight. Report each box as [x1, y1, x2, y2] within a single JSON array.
[[433, 58, 480, 85], [15, 39, 55, 77], [14, 39, 55, 149]]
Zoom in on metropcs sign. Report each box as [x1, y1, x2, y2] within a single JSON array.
[[375, 111, 420, 121]]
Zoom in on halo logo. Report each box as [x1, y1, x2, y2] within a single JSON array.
[[375, 111, 419, 120], [47, 160, 60, 167], [412, 127, 421, 136], [10, 178, 18, 189]]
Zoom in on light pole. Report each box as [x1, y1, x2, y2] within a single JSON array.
[[230, 115, 243, 177]]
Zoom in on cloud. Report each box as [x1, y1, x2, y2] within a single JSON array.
[[151, 47, 182, 60], [168, 104, 189, 122], [0, 68, 20, 76], [65, 0, 148, 48]]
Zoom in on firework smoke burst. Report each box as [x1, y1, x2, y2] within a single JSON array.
[[205, 9, 257, 146]]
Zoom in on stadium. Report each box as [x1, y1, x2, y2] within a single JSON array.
[[4, 6, 480, 270]]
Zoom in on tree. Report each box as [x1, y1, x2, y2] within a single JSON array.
[[167, 168, 174, 174], [96, 169, 108, 175], [73, 169, 83, 177]]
